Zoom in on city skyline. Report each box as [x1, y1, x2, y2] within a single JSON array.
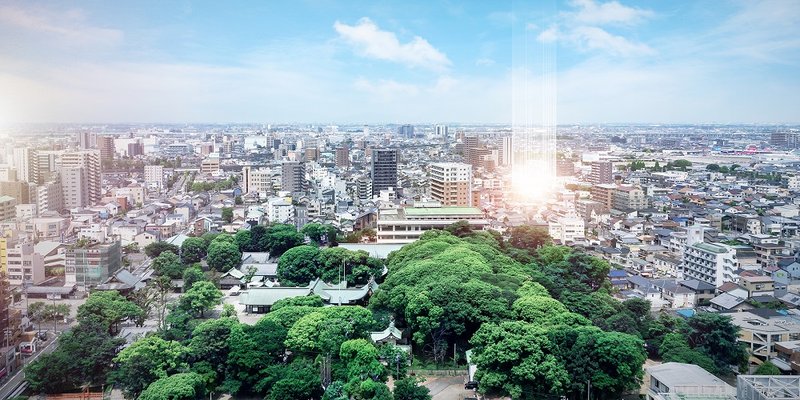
[[1, 0, 799, 124]]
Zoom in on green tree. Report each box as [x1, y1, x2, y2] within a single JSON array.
[[77, 290, 143, 334], [222, 207, 234, 223], [469, 321, 570, 398], [508, 225, 552, 254], [277, 245, 321, 286], [317, 247, 384, 286], [139, 372, 206, 400], [207, 240, 242, 272], [234, 195, 243, 205], [688, 313, 748, 370], [152, 250, 184, 278], [706, 164, 721, 171], [110, 336, 188, 397], [264, 224, 305, 257], [271, 295, 325, 312], [145, 241, 180, 259], [235, 229, 253, 252], [256, 357, 322, 400], [393, 377, 432, 400], [182, 265, 206, 291], [179, 281, 222, 317], [285, 306, 376, 354], [25, 316, 124, 393], [445, 220, 474, 238], [181, 237, 208, 264], [659, 333, 717, 373], [301, 223, 328, 245], [755, 361, 781, 375]]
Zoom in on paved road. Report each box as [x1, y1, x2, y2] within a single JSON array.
[[0, 331, 60, 400]]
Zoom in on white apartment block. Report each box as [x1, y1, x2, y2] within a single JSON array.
[[144, 165, 165, 190], [682, 241, 738, 287]]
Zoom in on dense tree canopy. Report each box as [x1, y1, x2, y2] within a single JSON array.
[[180, 237, 208, 264], [144, 241, 180, 259], [110, 336, 188, 397], [139, 372, 206, 400], [277, 245, 321, 286], [207, 238, 242, 272], [26, 316, 124, 393], [152, 250, 184, 278], [77, 290, 143, 334]]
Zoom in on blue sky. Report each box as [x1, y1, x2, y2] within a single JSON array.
[[0, 0, 798, 124]]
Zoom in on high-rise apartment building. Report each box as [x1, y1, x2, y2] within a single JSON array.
[[0, 181, 30, 204], [429, 163, 473, 207], [144, 165, 164, 190], [281, 161, 306, 196], [60, 150, 101, 207], [589, 161, 613, 185], [435, 125, 449, 138], [335, 147, 350, 168], [501, 136, 513, 166], [613, 185, 648, 211], [34, 178, 64, 213], [12, 148, 37, 184], [371, 149, 398, 197], [77, 131, 94, 149], [6, 243, 45, 285], [97, 136, 115, 164], [356, 177, 372, 201]]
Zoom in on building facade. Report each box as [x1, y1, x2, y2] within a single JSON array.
[[65, 241, 122, 287], [371, 149, 398, 197], [429, 163, 472, 207]]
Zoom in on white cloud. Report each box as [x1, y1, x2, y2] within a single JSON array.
[[570, 26, 654, 56], [537, 26, 559, 43], [0, 5, 123, 47], [535, 0, 654, 58], [475, 58, 496, 66], [569, 0, 653, 26], [334, 17, 451, 71]]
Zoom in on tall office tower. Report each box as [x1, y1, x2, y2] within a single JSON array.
[[281, 161, 306, 196], [397, 125, 415, 138], [60, 150, 101, 206], [12, 148, 37, 184], [501, 136, 513, 166], [371, 148, 398, 196], [144, 165, 164, 190], [335, 147, 350, 168], [77, 131, 94, 149], [97, 135, 115, 164], [589, 161, 613, 185], [429, 162, 473, 207], [435, 125, 449, 138]]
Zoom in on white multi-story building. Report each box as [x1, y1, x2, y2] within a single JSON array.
[[377, 205, 489, 244], [429, 162, 473, 207], [682, 241, 738, 287], [6, 242, 45, 285], [144, 165, 164, 190], [548, 212, 585, 244], [267, 196, 294, 224], [60, 150, 101, 207], [242, 167, 274, 196]]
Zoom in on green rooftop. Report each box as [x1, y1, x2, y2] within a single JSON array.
[[404, 207, 483, 216], [694, 242, 728, 254]]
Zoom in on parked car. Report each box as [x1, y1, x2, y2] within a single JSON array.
[[464, 381, 479, 390]]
